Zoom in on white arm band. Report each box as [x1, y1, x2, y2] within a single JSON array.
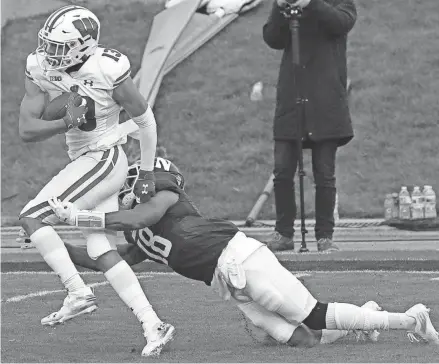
[[132, 106, 157, 171], [118, 106, 155, 140], [132, 106, 156, 129], [76, 211, 106, 229]]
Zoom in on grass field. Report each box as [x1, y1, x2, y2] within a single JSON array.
[[2, 271, 439, 362], [1, 0, 439, 222]]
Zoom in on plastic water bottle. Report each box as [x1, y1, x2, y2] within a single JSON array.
[[410, 186, 424, 220], [399, 186, 411, 220], [391, 193, 399, 218], [423, 185, 437, 219], [250, 81, 263, 101], [384, 194, 394, 220]]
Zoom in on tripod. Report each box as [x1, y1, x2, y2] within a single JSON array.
[[281, 4, 309, 253]]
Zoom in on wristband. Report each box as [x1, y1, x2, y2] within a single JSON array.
[[76, 211, 106, 228]]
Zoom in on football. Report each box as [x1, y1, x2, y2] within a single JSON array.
[[41, 92, 83, 121]]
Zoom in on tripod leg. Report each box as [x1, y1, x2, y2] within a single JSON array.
[[297, 137, 309, 253]]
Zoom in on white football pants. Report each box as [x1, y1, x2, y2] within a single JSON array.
[[212, 232, 317, 343], [20, 145, 128, 258]]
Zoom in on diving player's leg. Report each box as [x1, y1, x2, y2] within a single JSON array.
[[242, 245, 439, 344], [304, 301, 439, 344], [65, 242, 147, 271], [237, 300, 348, 347], [241, 245, 317, 324], [83, 194, 174, 358]]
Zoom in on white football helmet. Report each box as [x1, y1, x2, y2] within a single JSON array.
[[36, 5, 100, 71]]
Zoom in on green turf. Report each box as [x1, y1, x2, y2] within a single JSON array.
[[2, 0, 439, 222], [2, 272, 439, 362]]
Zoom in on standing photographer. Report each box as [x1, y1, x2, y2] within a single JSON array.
[[263, 0, 357, 252]]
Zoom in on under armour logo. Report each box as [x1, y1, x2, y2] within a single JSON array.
[[77, 114, 86, 124], [83, 80, 94, 86], [141, 183, 149, 195]]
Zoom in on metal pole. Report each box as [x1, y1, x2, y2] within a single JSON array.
[[281, 4, 309, 252]]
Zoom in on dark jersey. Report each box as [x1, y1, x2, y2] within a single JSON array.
[[124, 172, 239, 284]]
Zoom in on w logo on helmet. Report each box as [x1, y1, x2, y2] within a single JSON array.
[[72, 17, 99, 40]]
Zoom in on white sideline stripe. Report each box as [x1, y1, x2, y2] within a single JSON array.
[[430, 277, 439, 281], [3, 281, 109, 303], [1, 273, 157, 303]]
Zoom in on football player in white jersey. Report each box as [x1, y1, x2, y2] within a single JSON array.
[[18, 5, 173, 356]]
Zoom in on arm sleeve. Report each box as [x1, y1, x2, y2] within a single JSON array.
[[262, 1, 290, 50], [306, 0, 357, 36]]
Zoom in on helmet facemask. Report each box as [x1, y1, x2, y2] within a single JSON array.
[[118, 162, 141, 210], [37, 31, 81, 71], [118, 158, 185, 210]]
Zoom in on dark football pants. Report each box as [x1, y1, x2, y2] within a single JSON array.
[[273, 139, 338, 240]]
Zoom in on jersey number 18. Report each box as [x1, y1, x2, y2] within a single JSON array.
[[134, 227, 172, 265]]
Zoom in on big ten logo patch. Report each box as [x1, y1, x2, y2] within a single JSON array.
[[50, 76, 62, 81]]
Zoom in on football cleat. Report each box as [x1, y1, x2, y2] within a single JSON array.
[[406, 304, 439, 345], [41, 287, 97, 326], [142, 322, 175, 357], [354, 301, 382, 342]]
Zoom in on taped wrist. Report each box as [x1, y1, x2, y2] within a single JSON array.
[[76, 211, 106, 228]]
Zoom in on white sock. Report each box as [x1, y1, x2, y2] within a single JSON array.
[[30, 226, 86, 293], [326, 303, 390, 331], [104, 260, 161, 334], [320, 329, 349, 344]]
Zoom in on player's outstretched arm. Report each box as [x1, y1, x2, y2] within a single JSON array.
[[105, 190, 178, 230], [48, 190, 179, 230], [19, 78, 67, 142], [64, 242, 149, 271], [64, 242, 100, 271]]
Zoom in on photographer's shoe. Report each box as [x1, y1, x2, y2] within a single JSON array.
[[265, 231, 294, 252], [317, 238, 339, 252]]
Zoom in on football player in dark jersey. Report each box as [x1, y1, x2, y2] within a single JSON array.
[[46, 159, 439, 347]]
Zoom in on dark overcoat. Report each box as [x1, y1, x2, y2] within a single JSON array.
[[263, 0, 357, 147]]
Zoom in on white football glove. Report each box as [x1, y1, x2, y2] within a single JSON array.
[[48, 197, 78, 225]]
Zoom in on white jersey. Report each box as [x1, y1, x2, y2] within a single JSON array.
[[25, 46, 131, 160]]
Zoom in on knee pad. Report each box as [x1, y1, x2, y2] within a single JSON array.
[[302, 301, 328, 330], [85, 230, 117, 260]]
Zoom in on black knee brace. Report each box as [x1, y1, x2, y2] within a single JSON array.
[[302, 301, 328, 330]]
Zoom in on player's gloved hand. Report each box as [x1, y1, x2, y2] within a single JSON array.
[[48, 197, 106, 228], [133, 170, 156, 203], [48, 197, 78, 225], [63, 91, 88, 130]]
